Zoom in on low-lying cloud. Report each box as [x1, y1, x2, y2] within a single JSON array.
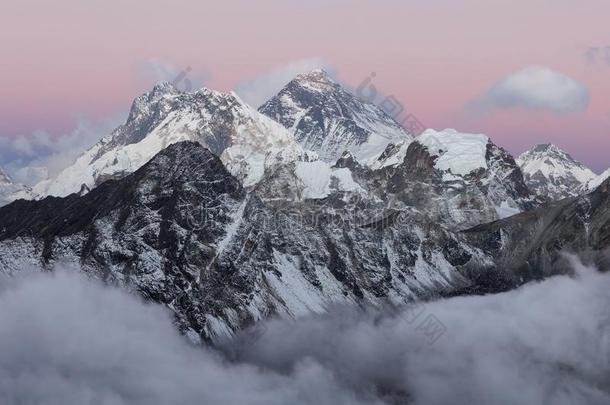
[[1, 257, 609, 404], [0, 270, 372, 405], [468, 66, 590, 115]]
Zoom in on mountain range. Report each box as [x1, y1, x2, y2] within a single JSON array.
[[0, 69, 608, 343]]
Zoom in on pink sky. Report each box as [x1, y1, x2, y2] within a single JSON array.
[[1, 0, 608, 171]]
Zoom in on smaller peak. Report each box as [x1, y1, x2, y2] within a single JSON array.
[[527, 144, 578, 162]]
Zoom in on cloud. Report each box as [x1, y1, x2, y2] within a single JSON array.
[[0, 113, 125, 186], [226, 255, 610, 404], [468, 66, 590, 115], [234, 58, 336, 107], [1, 256, 609, 404], [139, 59, 210, 92], [0, 268, 376, 405]]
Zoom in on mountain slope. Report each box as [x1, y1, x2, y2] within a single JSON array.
[[0, 142, 495, 342], [259, 69, 413, 163], [517, 143, 597, 200], [464, 177, 610, 282], [2, 142, 607, 342], [35, 83, 306, 197]]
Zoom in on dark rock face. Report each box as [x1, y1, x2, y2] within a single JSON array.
[[463, 178, 610, 280], [0, 142, 246, 340], [0, 142, 243, 244]]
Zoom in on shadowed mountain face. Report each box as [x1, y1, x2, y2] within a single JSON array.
[[1, 141, 608, 343], [463, 178, 610, 281]]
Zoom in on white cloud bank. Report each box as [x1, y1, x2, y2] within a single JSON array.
[[469, 66, 590, 114], [1, 256, 610, 404], [234, 58, 336, 107], [0, 270, 367, 405]]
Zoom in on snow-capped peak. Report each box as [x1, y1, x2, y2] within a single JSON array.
[[518, 143, 595, 183], [35, 84, 306, 197], [517, 143, 596, 200], [259, 69, 413, 163]]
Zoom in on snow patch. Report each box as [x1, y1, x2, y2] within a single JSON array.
[[417, 129, 489, 176], [295, 161, 364, 199]]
